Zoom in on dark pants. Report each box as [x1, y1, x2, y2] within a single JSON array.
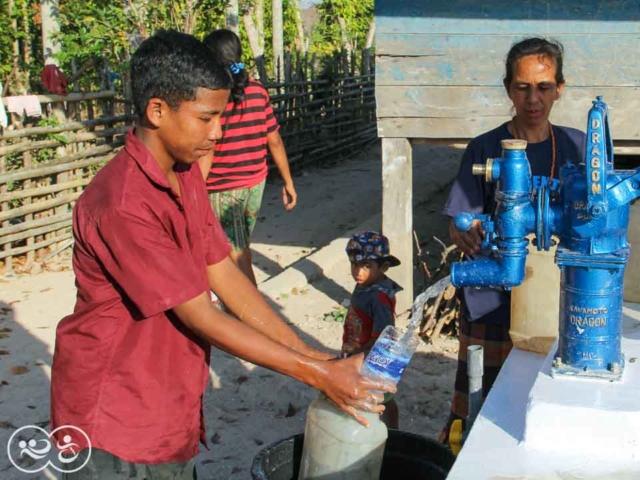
[[61, 449, 197, 480]]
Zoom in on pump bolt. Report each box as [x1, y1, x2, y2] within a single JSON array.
[[590, 205, 603, 217], [472, 160, 495, 182], [472, 164, 487, 176], [553, 357, 562, 368], [610, 362, 621, 375]]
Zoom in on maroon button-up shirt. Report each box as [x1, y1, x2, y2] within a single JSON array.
[[51, 130, 230, 463]]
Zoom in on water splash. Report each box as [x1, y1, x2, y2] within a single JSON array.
[[407, 275, 452, 332]]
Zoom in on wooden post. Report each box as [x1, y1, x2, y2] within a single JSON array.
[[0, 153, 12, 273], [23, 150, 35, 267], [382, 138, 413, 319], [363, 20, 375, 75]]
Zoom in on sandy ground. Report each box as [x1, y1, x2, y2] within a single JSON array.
[[0, 142, 464, 479]]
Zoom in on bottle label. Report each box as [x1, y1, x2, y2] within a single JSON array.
[[364, 340, 410, 383]]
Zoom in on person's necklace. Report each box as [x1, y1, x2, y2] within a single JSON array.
[[511, 117, 557, 180]]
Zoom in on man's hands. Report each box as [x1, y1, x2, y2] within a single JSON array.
[[313, 354, 396, 427], [174, 291, 392, 427], [449, 218, 484, 256], [282, 181, 297, 211]]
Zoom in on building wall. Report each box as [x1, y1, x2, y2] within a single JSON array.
[[375, 0, 640, 140]]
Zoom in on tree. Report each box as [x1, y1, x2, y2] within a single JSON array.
[[311, 0, 373, 57], [241, 0, 298, 81], [1, 0, 42, 95], [291, 0, 306, 54], [55, 0, 228, 92], [271, 0, 283, 81], [56, 0, 133, 91], [225, 0, 239, 33], [362, 19, 375, 73], [41, 0, 62, 66], [242, 0, 265, 79]]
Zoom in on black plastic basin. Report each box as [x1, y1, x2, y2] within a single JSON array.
[[251, 429, 455, 480]]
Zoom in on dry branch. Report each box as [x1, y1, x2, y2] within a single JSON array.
[[420, 289, 446, 337], [413, 230, 432, 279], [419, 237, 461, 341]]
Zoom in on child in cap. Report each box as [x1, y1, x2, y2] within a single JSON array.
[[342, 230, 403, 428]]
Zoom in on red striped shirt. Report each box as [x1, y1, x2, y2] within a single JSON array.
[[206, 80, 279, 191]]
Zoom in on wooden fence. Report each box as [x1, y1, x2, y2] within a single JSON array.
[[269, 49, 376, 170], [0, 50, 375, 273]]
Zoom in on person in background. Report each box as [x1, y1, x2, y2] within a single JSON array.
[[342, 231, 403, 429], [199, 29, 296, 285], [51, 30, 393, 479], [439, 37, 586, 442]]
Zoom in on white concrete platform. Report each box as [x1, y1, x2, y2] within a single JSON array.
[[447, 303, 640, 479]]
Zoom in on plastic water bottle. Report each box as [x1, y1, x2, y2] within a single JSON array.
[[361, 325, 420, 387], [298, 326, 419, 480]]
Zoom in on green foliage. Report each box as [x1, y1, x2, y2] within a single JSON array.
[[0, 0, 44, 93], [311, 0, 373, 56], [322, 305, 348, 323], [36, 116, 61, 128], [0, 0, 373, 94], [136, 0, 226, 36], [191, 0, 227, 38], [33, 117, 66, 164], [56, 0, 134, 90], [0, 1, 14, 82]]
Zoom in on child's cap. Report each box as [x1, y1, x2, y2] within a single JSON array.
[[345, 231, 401, 267]]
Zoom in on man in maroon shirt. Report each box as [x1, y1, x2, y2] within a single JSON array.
[[51, 30, 392, 479]]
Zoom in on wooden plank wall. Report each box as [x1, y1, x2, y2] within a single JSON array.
[[375, 0, 640, 140]]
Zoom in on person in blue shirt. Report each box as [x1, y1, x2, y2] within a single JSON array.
[[440, 37, 586, 442]]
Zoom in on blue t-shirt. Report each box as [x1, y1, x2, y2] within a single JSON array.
[[442, 122, 586, 324]]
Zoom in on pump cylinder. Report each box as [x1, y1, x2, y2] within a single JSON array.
[[554, 251, 627, 378]]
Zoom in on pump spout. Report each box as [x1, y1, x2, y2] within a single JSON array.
[[451, 251, 527, 289], [450, 139, 532, 290]]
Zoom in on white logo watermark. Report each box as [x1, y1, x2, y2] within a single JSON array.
[[7, 425, 91, 474]]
